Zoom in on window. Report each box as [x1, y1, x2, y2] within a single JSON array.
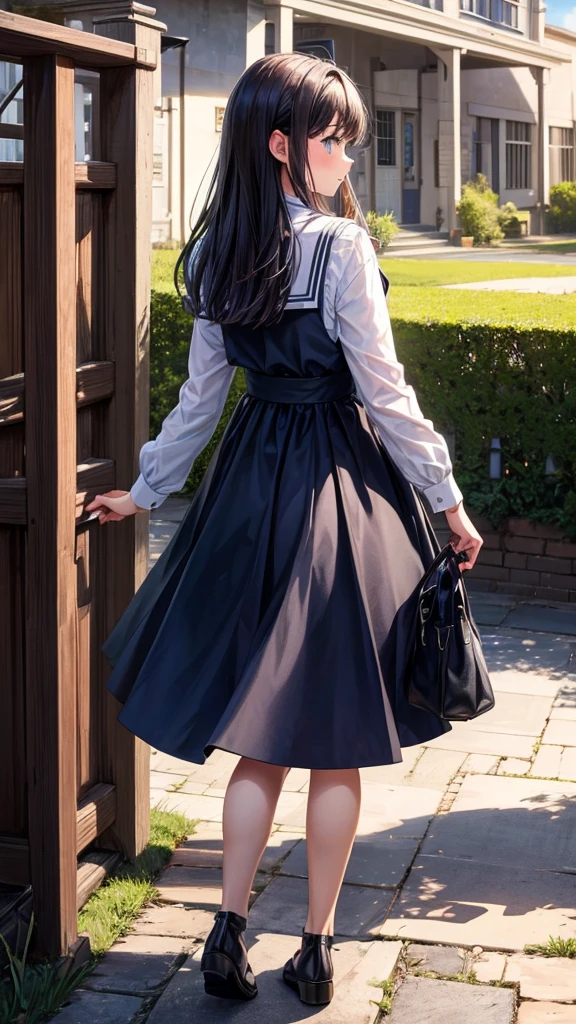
[[265, 22, 275, 55], [376, 110, 395, 166], [505, 121, 531, 189], [460, 0, 518, 28], [549, 126, 574, 185]]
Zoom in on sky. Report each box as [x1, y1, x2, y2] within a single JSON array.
[[545, 0, 576, 30]]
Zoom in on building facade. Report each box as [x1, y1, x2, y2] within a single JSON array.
[[1, 0, 575, 237]]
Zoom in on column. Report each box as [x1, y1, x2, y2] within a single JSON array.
[[264, 2, 293, 53], [531, 65, 549, 235], [430, 46, 461, 232]]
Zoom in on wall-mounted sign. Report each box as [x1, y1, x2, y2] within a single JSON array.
[[215, 106, 226, 132]]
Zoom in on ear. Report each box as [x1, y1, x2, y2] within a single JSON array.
[[269, 129, 289, 164]]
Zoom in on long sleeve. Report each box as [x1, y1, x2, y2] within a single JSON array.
[[130, 315, 235, 510], [334, 226, 463, 513]]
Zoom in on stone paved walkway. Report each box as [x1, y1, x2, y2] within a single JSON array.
[[58, 500, 576, 1024]]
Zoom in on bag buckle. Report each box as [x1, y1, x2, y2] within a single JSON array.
[[435, 624, 452, 650]]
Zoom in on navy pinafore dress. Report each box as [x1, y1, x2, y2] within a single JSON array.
[[102, 218, 452, 769]]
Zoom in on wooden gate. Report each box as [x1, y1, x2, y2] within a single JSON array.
[[0, 7, 165, 958]]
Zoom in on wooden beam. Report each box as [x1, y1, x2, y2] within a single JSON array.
[[0, 838, 30, 886], [0, 124, 23, 140], [93, 16, 160, 864], [23, 53, 79, 957], [77, 850, 122, 911], [0, 360, 115, 425], [0, 457, 116, 525], [0, 11, 156, 69], [77, 783, 116, 855], [0, 162, 117, 188]]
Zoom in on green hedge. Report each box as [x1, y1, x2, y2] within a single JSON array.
[[149, 286, 576, 538], [547, 182, 576, 233], [390, 292, 576, 539]]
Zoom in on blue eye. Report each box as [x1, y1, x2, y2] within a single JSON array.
[[321, 135, 344, 154]]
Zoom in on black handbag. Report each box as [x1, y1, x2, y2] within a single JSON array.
[[405, 543, 495, 721]]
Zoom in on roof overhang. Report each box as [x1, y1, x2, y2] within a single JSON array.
[[284, 0, 572, 68]]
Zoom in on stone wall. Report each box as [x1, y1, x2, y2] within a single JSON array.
[[434, 515, 576, 602]]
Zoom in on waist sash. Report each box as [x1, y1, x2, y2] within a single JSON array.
[[245, 369, 355, 404]]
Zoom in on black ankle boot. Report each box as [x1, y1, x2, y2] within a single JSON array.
[[282, 927, 334, 1005], [200, 910, 258, 1000]]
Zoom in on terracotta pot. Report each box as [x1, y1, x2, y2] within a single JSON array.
[[460, 236, 474, 248]]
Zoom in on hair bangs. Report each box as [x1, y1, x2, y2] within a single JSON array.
[[309, 69, 371, 150]]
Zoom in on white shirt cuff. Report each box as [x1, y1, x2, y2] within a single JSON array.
[[129, 475, 169, 511], [422, 473, 463, 513]]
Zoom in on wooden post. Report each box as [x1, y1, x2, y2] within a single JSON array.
[[23, 53, 78, 957], [93, 6, 165, 861]]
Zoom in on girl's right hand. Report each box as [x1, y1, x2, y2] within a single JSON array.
[[85, 490, 145, 524]]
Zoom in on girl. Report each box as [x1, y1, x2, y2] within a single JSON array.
[[86, 52, 482, 1008]]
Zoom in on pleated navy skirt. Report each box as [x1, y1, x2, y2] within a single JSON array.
[[102, 225, 452, 769]]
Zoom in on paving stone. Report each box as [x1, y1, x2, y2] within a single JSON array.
[[381, 854, 576, 950], [131, 903, 215, 940], [543, 721, 576, 747], [501, 605, 576, 636], [419, 774, 576, 871], [282, 767, 311, 791], [498, 758, 531, 775], [53, 990, 144, 1024], [146, 931, 401, 1024], [559, 748, 576, 780], [463, 753, 502, 774], [480, 632, 576, 675], [387, 974, 515, 1024], [170, 827, 302, 874], [491, 671, 562, 699], [271, 791, 308, 827], [246, 874, 395, 937], [79, 933, 194, 993], [279, 836, 418, 888], [505, 954, 576, 1001], [472, 951, 507, 983], [424, 727, 536, 759], [405, 943, 465, 975], [517, 1003, 576, 1023], [155, 865, 223, 906], [464, 693, 553, 737], [359, 746, 424, 785], [550, 706, 576, 721], [353, 784, 441, 839], [401, 748, 467, 791], [150, 771, 188, 790], [531, 745, 562, 778], [149, 753, 201, 775], [149, 791, 224, 821]]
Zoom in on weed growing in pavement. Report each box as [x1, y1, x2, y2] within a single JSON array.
[[524, 936, 576, 958]]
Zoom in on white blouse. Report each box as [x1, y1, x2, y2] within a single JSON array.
[[130, 193, 463, 515]]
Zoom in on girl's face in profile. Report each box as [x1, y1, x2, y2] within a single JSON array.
[[308, 122, 355, 195], [270, 120, 355, 197]]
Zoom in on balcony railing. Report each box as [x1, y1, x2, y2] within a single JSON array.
[[460, 0, 519, 28]]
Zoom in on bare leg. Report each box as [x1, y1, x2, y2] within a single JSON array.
[[220, 756, 290, 918], [304, 768, 361, 935]]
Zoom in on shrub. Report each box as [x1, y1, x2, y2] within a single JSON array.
[[365, 210, 399, 250], [456, 174, 504, 244], [391, 309, 576, 539], [497, 201, 522, 236], [547, 181, 576, 233]]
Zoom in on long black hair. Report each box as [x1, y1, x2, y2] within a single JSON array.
[[174, 52, 371, 329]]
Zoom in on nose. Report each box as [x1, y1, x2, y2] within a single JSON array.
[[344, 155, 354, 167]]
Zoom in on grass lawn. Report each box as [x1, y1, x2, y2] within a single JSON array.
[[379, 257, 576, 287], [152, 249, 576, 326]]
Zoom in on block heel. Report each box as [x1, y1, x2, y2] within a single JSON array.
[[282, 929, 334, 1005], [200, 910, 258, 1001]]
